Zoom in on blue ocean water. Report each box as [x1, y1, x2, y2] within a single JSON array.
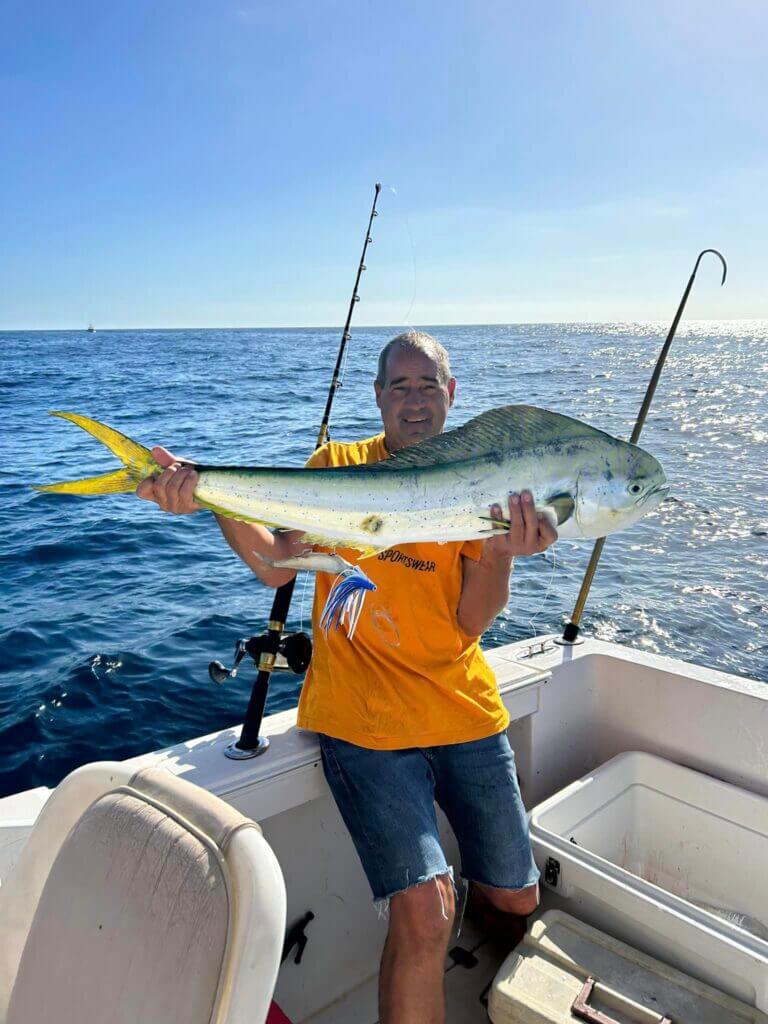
[[1, 323, 767, 798]]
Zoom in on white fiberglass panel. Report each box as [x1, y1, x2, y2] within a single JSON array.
[[531, 751, 768, 941]]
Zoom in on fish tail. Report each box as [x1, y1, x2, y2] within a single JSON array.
[[33, 411, 159, 495]]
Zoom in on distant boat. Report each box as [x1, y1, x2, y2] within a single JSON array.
[[86, 324, 95, 333]]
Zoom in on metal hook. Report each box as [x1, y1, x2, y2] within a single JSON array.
[[692, 248, 727, 286]]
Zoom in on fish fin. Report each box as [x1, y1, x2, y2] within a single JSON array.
[[34, 468, 142, 495], [33, 412, 157, 495], [299, 531, 342, 548], [542, 492, 575, 526], [361, 405, 607, 471], [355, 546, 380, 560], [479, 492, 574, 532], [298, 532, 381, 558], [478, 515, 511, 532]]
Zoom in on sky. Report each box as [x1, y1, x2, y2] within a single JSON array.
[[1, 0, 766, 329]]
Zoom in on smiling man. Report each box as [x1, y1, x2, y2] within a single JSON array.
[[377, 333, 449, 447], [137, 330, 557, 1024]]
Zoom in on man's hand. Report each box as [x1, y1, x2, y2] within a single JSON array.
[[458, 490, 558, 635], [135, 446, 298, 586], [136, 447, 201, 514], [484, 490, 558, 561]]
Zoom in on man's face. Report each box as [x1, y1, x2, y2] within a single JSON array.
[[374, 346, 456, 452]]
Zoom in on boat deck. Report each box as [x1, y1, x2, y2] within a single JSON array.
[[2, 636, 767, 1021], [302, 910, 515, 1023]]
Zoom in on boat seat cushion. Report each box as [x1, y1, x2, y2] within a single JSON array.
[[7, 788, 230, 1024]]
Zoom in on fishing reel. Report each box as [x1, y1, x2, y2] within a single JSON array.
[[209, 630, 313, 684]]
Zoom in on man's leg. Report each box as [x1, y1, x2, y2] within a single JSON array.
[[473, 880, 539, 915], [317, 736, 457, 1024], [379, 873, 455, 1024], [432, 732, 541, 943], [466, 880, 539, 944]]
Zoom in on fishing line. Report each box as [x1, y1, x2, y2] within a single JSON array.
[[338, 328, 354, 389], [298, 569, 313, 635], [527, 546, 558, 638], [381, 185, 418, 331]]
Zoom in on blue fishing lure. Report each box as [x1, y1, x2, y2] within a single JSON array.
[[319, 566, 377, 639]]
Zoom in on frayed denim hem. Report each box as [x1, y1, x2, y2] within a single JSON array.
[[459, 870, 540, 893], [374, 865, 457, 921]]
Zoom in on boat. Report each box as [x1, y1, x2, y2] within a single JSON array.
[[86, 324, 95, 332], [2, 633, 766, 1021], [2, 241, 758, 1019]]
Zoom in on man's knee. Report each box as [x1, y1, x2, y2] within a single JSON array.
[[475, 880, 539, 917], [388, 873, 456, 952]]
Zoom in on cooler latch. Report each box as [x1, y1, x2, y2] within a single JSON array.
[[544, 856, 560, 887]]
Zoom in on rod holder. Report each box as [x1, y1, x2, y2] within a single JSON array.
[[224, 735, 269, 760], [555, 621, 584, 646]]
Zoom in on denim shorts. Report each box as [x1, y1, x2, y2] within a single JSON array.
[[318, 731, 540, 903]]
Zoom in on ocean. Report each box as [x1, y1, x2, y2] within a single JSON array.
[[1, 322, 766, 798]]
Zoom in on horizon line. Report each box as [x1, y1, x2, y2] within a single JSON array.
[[2, 316, 766, 334]]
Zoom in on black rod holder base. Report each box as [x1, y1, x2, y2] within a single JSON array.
[[555, 621, 585, 646], [224, 735, 270, 760], [236, 672, 271, 752]]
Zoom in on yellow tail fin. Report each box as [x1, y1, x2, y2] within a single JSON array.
[[33, 412, 159, 496]]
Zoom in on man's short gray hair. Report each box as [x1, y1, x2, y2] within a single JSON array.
[[376, 331, 452, 387]]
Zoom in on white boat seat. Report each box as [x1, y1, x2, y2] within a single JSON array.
[[0, 761, 286, 1024]]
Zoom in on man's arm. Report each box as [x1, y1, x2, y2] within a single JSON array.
[[213, 515, 305, 588], [135, 445, 304, 588], [457, 490, 557, 636]]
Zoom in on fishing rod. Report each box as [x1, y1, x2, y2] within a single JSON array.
[[316, 186, 382, 449], [559, 248, 727, 646], [211, 183, 383, 759]]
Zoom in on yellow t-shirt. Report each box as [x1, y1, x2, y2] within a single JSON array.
[[295, 432, 510, 749]]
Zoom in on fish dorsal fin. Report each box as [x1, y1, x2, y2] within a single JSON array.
[[365, 405, 604, 471]]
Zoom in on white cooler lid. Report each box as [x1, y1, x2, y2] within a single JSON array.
[[488, 910, 768, 1024]]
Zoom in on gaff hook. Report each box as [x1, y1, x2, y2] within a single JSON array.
[[560, 247, 728, 645], [693, 248, 727, 287], [629, 248, 727, 445]]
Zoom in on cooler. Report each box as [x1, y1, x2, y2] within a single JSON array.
[[528, 751, 768, 1009]]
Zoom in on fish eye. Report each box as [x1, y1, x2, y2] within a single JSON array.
[[629, 483, 642, 495]]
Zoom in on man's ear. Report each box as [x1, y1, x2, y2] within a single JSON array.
[[447, 377, 456, 406], [374, 380, 382, 408]]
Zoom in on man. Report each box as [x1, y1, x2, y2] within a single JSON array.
[[137, 331, 557, 1024]]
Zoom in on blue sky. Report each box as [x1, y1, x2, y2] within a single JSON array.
[[1, 1, 766, 328]]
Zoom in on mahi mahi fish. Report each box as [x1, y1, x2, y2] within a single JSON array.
[[35, 405, 668, 548]]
